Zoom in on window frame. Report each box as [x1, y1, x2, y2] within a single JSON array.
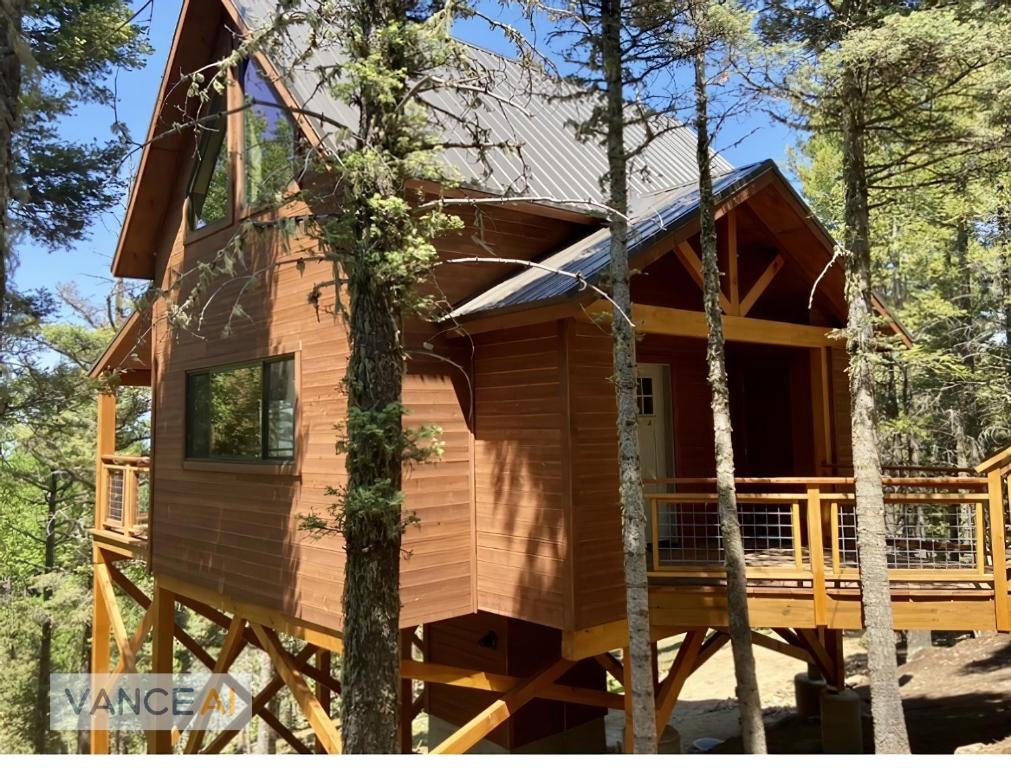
[[184, 353, 297, 465]]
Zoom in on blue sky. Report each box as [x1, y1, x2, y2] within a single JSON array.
[[14, 0, 796, 314]]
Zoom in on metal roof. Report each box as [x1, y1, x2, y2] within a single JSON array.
[[232, 0, 733, 204], [446, 161, 773, 320]]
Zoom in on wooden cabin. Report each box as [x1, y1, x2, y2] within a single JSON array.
[[87, 0, 1011, 754]]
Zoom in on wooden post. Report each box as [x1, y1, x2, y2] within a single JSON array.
[[149, 580, 176, 754], [316, 649, 333, 754], [90, 545, 111, 754], [726, 209, 739, 314], [806, 485, 828, 625], [623, 646, 633, 753], [94, 392, 116, 530], [400, 629, 414, 754], [987, 470, 1009, 631], [809, 348, 833, 474]]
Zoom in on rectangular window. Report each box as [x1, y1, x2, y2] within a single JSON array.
[[186, 356, 295, 461], [636, 376, 654, 416]]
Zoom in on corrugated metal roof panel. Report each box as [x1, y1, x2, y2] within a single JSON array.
[[446, 161, 772, 319], [232, 0, 733, 203]]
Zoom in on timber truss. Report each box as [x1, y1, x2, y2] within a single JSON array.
[[91, 540, 844, 755]]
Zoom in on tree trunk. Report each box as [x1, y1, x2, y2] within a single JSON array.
[[255, 655, 277, 754], [0, 1, 21, 337], [33, 471, 57, 754], [691, 35, 766, 755], [340, 267, 404, 753], [601, 0, 657, 752], [337, 1, 417, 753], [840, 73, 910, 754]]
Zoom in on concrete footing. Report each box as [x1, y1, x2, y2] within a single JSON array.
[[657, 725, 682, 754], [794, 672, 828, 720], [820, 688, 863, 754]]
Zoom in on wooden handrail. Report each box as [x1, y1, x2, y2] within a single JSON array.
[[101, 454, 151, 466], [976, 445, 1011, 475]]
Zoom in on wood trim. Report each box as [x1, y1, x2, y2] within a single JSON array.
[[181, 460, 299, 476], [739, 254, 785, 316], [110, 0, 193, 278], [559, 319, 577, 630], [157, 573, 343, 652]]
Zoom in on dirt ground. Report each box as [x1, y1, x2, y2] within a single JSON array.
[[605, 631, 1011, 754]]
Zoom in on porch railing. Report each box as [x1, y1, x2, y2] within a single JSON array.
[[96, 455, 150, 537], [646, 453, 1010, 603]]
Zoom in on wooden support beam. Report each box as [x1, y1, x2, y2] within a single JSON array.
[[107, 563, 216, 669], [260, 705, 313, 754], [726, 209, 739, 313], [748, 631, 811, 663], [622, 647, 633, 753], [94, 555, 137, 674], [316, 649, 333, 754], [821, 628, 846, 690], [655, 630, 705, 737], [987, 470, 1010, 632], [183, 615, 247, 754], [400, 629, 414, 754], [739, 253, 785, 316], [148, 581, 176, 754], [562, 621, 687, 661], [794, 629, 834, 682], [203, 645, 316, 755], [691, 630, 730, 673], [112, 606, 153, 676], [675, 242, 731, 313], [252, 624, 342, 755], [806, 485, 828, 625], [585, 301, 845, 349], [430, 658, 573, 754], [94, 393, 116, 531], [595, 652, 624, 683], [90, 546, 111, 754]]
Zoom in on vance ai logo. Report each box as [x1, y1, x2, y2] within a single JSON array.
[[50, 673, 253, 732]]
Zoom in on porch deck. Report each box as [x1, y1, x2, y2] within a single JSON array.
[[643, 450, 1011, 632]]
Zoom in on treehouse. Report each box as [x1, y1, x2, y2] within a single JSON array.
[[86, 0, 1011, 754]]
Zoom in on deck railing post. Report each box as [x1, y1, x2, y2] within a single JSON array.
[[94, 392, 116, 530], [986, 469, 1009, 631], [806, 485, 828, 626]]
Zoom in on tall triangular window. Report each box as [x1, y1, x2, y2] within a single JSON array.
[[242, 61, 297, 209], [186, 93, 230, 230]]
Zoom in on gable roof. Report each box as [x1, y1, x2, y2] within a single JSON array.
[[232, 0, 733, 205], [447, 161, 775, 320], [112, 0, 732, 278]]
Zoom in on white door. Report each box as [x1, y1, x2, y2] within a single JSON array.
[[637, 363, 674, 559], [636, 363, 672, 482]]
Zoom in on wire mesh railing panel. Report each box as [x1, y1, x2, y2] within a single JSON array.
[[652, 498, 798, 568], [106, 468, 125, 524], [836, 502, 980, 571]]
